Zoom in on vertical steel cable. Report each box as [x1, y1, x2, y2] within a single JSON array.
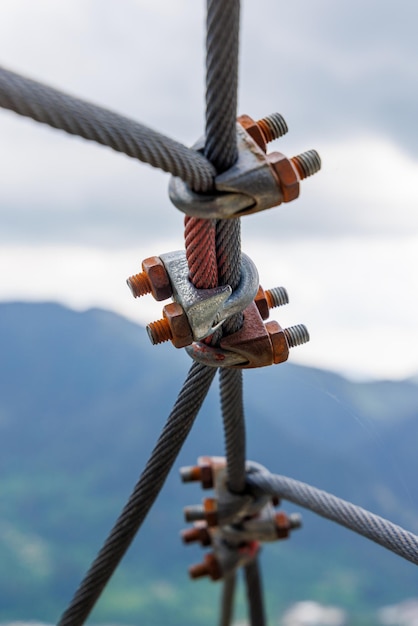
[[244, 558, 267, 626], [205, 0, 239, 171], [184, 215, 218, 289], [219, 571, 237, 626], [57, 362, 216, 626], [219, 368, 246, 493], [205, 0, 246, 498]]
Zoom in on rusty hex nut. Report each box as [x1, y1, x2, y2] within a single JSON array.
[[203, 497, 219, 527], [254, 286, 270, 320], [237, 114, 267, 152], [189, 553, 222, 581], [268, 152, 300, 203], [142, 256, 172, 301], [162, 302, 194, 349], [265, 320, 289, 364]]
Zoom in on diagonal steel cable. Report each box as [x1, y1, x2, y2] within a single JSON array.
[[0, 65, 215, 192], [247, 470, 418, 567], [57, 362, 217, 626]]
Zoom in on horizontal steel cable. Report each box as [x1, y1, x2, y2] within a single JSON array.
[[247, 470, 418, 566], [0, 65, 216, 192], [58, 362, 217, 626]]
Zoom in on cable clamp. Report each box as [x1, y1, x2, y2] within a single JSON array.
[[186, 301, 309, 369], [168, 115, 321, 219], [180, 457, 302, 580], [127, 251, 259, 347]]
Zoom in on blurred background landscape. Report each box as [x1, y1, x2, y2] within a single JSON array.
[[0, 302, 417, 625]]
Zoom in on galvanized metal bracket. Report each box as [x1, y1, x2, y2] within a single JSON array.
[[159, 250, 259, 341]]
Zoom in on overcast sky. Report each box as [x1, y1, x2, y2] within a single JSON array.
[[0, 0, 418, 380]]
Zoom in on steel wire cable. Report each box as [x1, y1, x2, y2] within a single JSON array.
[[57, 362, 217, 626], [219, 368, 246, 494], [205, 0, 247, 500], [247, 471, 418, 566], [186, 0, 241, 289], [0, 65, 216, 192], [219, 571, 237, 626], [203, 4, 252, 622], [244, 557, 266, 626], [205, 0, 240, 172]]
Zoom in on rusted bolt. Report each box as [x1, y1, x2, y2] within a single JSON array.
[[184, 498, 218, 527], [268, 152, 300, 203], [265, 321, 309, 363], [264, 320, 290, 365], [268, 149, 321, 203], [291, 150, 321, 180], [275, 511, 302, 539], [283, 324, 310, 348], [238, 112, 288, 152], [147, 302, 194, 349], [181, 524, 212, 547], [180, 463, 214, 489], [254, 285, 289, 320], [127, 256, 172, 301], [189, 553, 222, 581]]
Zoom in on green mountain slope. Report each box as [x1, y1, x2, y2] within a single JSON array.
[[0, 302, 417, 625]]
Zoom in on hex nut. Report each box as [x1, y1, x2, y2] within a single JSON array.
[[163, 302, 194, 348], [268, 152, 300, 203], [265, 320, 289, 364], [189, 553, 222, 581], [142, 256, 172, 301], [254, 285, 270, 320], [237, 114, 267, 152]]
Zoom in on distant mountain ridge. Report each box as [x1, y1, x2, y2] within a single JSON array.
[[0, 302, 417, 625]]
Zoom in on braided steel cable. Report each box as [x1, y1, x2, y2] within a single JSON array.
[[247, 471, 418, 567], [219, 368, 246, 494], [185, 0, 240, 287], [244, 557, 266, 626], [205, 0, 240, 172], [216, 218, 243, 334], [57, 362, 217, 626], [0, 65, 215, 192], [219, 571, 237, 626], [184, 215, 218, 289], [205, 4, 247, 523]]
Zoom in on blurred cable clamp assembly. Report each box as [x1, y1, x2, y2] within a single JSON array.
[[180, 457, 302, 581]]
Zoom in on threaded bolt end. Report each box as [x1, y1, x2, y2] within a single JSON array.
[[126, 272, 152, 298], [284, 324, 310, 348], [265, 286, 289, 309], [257, 113, 288, 143], [184, 505, 206, 523], [146, 318, 172, 345], [289, 513, 303, 530], [291, 149, 321, 180]]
